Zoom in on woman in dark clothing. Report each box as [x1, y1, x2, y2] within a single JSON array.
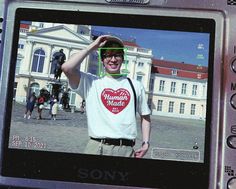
[[24, 92, 37, 119]]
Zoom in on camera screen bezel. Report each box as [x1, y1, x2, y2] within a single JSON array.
[[1, 8, 215, 189]]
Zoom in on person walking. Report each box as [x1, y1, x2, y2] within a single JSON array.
[[37, 94, 45, 120], [51, 99, 59, 120], [24, 92, 37, 119]]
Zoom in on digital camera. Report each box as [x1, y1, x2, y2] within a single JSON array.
[[0, 0, 235, 189]]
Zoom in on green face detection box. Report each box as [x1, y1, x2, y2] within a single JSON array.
[[98, 47, 128, 77]]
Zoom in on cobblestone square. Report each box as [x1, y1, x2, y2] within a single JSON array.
[[8, 102, 206, 161]]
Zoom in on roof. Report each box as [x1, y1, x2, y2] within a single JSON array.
[[123, 41, 140, 47], [152, 59, 208, 73], [20, 24, 30, 29], [152, 59, 208, 79]]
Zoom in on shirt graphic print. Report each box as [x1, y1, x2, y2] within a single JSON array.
[[101, 88, 131, 114]]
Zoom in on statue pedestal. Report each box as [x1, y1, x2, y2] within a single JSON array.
[[48, 82, 63, 100], [48, 81, 70, 110]]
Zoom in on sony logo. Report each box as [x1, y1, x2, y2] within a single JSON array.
[[105, 0, 150, 5], [78, 168, 129, 182]]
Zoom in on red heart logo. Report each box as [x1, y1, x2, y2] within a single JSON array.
[[101, 88, 131, 114]]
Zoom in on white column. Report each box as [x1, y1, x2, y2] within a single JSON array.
[[132, 60, 137, 79], [145, 61, 152, 91], [66, 47, 72, 61], [47, 45, 54, 77], [21, 40, 34, 74], [43, 45, 52, 74]]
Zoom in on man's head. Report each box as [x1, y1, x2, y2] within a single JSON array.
[[100, 36, 125, 75]]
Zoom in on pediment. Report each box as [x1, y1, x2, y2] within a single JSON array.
[[27, 25, 91, 44]]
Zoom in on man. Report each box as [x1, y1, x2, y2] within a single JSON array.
[[62, 35, 151, 158], [24, 92, 37, 119]]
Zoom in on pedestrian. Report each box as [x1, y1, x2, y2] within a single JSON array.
[[51, 99, 59, 120], [80, 99, 85, 114], [49, 95, 56, 115], [37, 94, 45, 120], [24, 92, 37, 119], [61, 91, 70, 109], [62, 35, 151, 158]]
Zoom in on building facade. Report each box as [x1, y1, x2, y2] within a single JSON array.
[[149, 59, 207, 119], [15, 23, 93, 108], [15, 22, 208, 119]]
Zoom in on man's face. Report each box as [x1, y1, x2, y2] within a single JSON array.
[[102, 50, 124, 74]]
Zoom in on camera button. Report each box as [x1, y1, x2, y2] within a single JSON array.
[[231, 58, 236, 73], [227, 177, 236, 189], [227, 135, 236, 149], [231, 125, 236, 134], [230, 94, 236, 109]]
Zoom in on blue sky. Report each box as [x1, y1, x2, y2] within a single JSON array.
[[92, 26, 210, 67], [19, 22, 210, 67]]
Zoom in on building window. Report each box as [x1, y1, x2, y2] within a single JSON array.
[[20, 28, 28, 33], [136, 75, 143, 82], [15, 58, 21, 74], [18, 44, 24, 49], [31, 49, 45, 73], [181, 83, 187, 94], [157, 100, 163, 111], [159, 80, 165, 92], [168, 101, 174, 113], [78, 26, 90, 35], [179, 102, 185, 114], [124, 60, 129, 65], [149, 78, 154, 91], [190, 104, 196, 115], [170, 82, 176, 93], [39, 23, 44, 28], [138, 62, 144, 67], [29, 83, 40, 96], [69, 90, 76, 105], [171, 69, 178, 75], [197, 74, 202, 79], [13, 82, 18, 100], [192, 85, 198, 96]]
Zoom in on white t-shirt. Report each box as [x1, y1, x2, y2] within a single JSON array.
[[72, 72, 151, 139]]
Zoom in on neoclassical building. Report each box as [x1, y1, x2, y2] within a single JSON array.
[[149, 59, 207, 119], [15, 22, 152, 109], [14, 22, 207, 119]]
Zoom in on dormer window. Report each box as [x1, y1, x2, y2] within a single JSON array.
[[171, 69, 178, 75], [138, 62, 144, 67]]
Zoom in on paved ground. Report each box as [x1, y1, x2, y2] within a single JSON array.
[[8, 102, 206, 161]]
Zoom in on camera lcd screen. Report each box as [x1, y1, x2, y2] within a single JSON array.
[[2, 8, 215, 188]]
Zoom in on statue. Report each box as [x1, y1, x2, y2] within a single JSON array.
[[51, 49, 66, 82]]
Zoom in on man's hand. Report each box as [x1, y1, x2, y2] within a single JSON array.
[[134, 143, 149, 158], [92, 35, 111, 49], [135, 114, 151, 158]]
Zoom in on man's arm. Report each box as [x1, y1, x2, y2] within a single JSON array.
[[134, 114, 151, 158], [61, 35, 111, 88]]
